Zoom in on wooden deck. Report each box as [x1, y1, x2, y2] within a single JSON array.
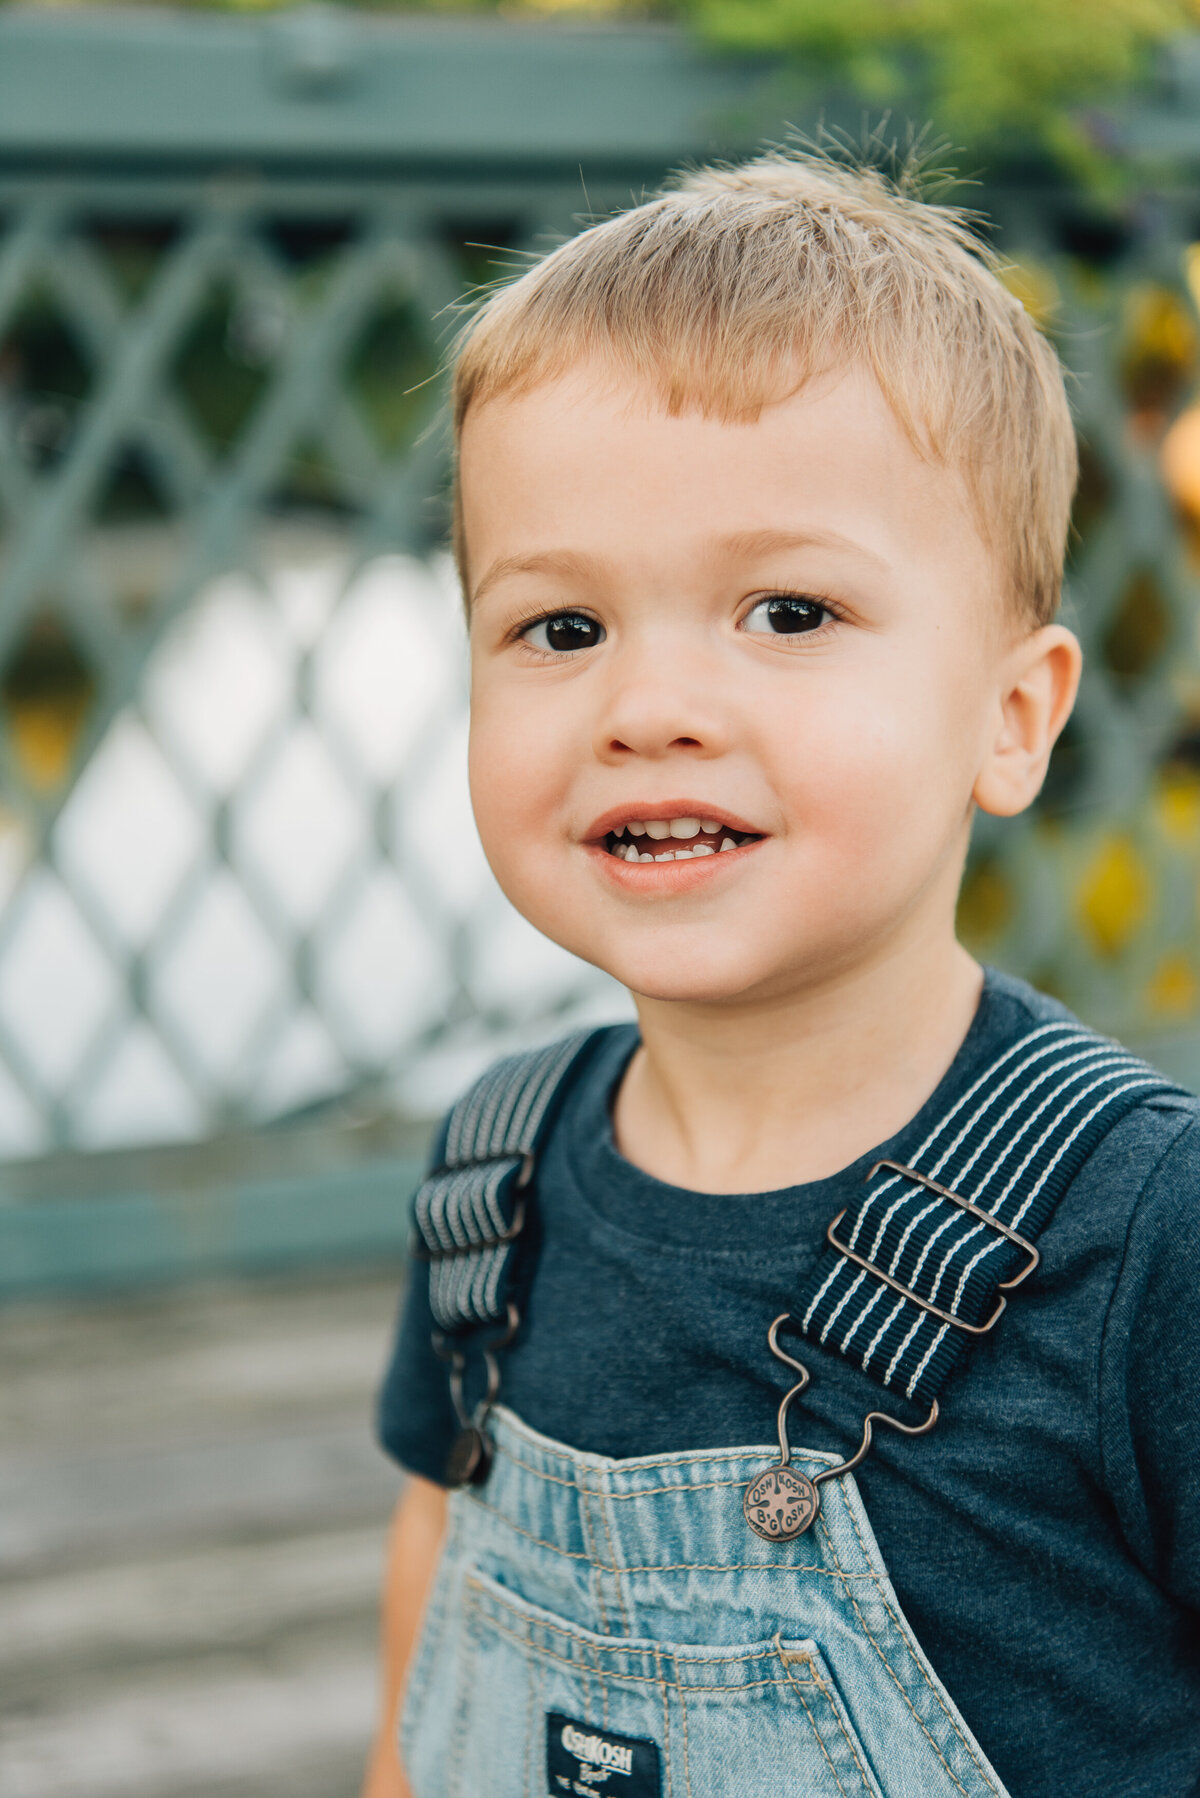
[[0, 1268, 408, 1798]]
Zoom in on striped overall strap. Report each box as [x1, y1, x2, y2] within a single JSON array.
[[413, 1029, 603, 1333], [794, 1019, 1181, 1408]]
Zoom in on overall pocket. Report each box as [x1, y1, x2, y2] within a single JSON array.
[[418, 1568, 885, 1798]]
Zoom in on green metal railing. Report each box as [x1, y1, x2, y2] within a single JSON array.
[[3, 10, 1200, 1291]]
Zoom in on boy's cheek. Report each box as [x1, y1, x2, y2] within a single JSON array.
[[771, 688, 968, 825], [468, 715, 579, 896]]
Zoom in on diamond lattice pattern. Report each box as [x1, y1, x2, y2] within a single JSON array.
[[4, 192, 1200, 1155]]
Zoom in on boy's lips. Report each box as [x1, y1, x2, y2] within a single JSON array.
[[581, 801, 767, 877]]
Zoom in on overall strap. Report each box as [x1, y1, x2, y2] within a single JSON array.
[[794, 1019, 1182, 1408], [413, 1029, 606, 1333]]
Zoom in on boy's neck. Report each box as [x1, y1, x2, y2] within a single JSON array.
[[612, 938, 984, 1195]]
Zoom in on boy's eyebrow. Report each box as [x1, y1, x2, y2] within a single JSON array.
[[471, 549, 600, 609], [470, 528, 891, 610], [714, 528, 892, 570]]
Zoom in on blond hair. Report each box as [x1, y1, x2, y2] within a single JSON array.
[[452, 149, 1078, 625]]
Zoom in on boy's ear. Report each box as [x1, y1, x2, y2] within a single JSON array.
[[973, 625, 1083, 819]]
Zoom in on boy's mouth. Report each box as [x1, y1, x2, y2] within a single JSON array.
[[601, 816, 763, 863]]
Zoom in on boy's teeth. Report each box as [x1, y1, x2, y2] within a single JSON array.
[[614, 816, 739, 841], [609, 835, 733, 863], [651, 843, 717, 861], [608, 816, 754, 859]]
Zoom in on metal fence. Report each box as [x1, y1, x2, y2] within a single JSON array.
[[3, 10, 1200, 1289]]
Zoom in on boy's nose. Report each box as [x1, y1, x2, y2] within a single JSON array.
[[591, 654, 730, 762]]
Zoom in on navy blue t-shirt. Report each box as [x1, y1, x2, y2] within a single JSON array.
[[378, 968, 1200, 1798]]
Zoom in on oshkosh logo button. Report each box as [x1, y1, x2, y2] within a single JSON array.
[[546, 1711, 661, 1796]]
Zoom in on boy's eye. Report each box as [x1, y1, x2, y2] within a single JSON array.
[[742, 596, 829, 636], [521, 611, 606, 654]]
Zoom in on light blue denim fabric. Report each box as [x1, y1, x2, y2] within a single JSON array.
[[401, 1407, 1011, 1798]]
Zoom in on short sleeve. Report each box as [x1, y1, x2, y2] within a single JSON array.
[[1099, 1107, 1200, 1611], [374, 1115, 460, 1485]]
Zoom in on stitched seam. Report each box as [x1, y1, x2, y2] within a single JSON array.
[[781, 1666, 856, 1798], [494, 1439, 806, 1493], [491, 1444, 583, 1487], [600, 1475, 751, 1499], [801, 1659, 878, 1795], [472, 1611, 797, 1690], [575, 1466, 613, 1636], [675, 1653, 694, 1798], [524, 1646, 536, 1797], [823, 1508, 972, 1794], [654, 1647, 672, 1789], [601, 1484, 633, 1635], [840, 1500, 1002, 1792], [467, 1497, 591, 1559], [576, 1629, 609, 1730], [468, 1494, 865, 1577], [588, 1473, 633, 1636], [578, 1638, 593, 1726], [466, 1582, 780, 1665], [617, 1559, 860, 1578], [822, 1507, 991, 1798]]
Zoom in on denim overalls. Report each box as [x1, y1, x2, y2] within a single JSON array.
[[404, 1024, 1175, 1798]]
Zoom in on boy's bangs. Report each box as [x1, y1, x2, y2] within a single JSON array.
[[451, 155, 1078, 626]]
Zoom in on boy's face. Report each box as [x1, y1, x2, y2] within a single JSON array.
[[461, 362, 1021, 1009]]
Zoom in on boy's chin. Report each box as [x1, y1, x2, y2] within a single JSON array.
[[586, 927, 870, 1009], [603, 951, 795, 1009]]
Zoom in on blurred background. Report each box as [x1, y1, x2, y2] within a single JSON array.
[[3, 1, 1200, 1792]]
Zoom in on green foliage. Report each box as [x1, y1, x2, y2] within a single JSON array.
[[668, 0, 1193, 179]]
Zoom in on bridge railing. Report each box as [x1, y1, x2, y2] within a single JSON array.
[[2, 10, 1200, 1290]]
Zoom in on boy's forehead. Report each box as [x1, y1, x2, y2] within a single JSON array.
[[459, 361, 989, 605]]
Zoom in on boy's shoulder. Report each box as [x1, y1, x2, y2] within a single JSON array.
[[425, 1022, 635, 1171], [987, 962, 1200, 1115], [969, 964, 1200, 1216]]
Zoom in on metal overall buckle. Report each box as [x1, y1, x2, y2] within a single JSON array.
[[742, 1314, 939, 1542], [743, 1160, 1038, 1541], [434, 1301, 522, 1488]]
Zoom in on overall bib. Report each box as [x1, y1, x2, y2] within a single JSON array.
[[404, 1409, 1007, 1798], [405, 1023, 1177, 1798]]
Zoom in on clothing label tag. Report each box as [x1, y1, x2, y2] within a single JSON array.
[[546, 1711, 661, 1797]]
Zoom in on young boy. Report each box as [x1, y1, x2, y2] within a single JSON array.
[[362, 152, 1200, 1798]]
